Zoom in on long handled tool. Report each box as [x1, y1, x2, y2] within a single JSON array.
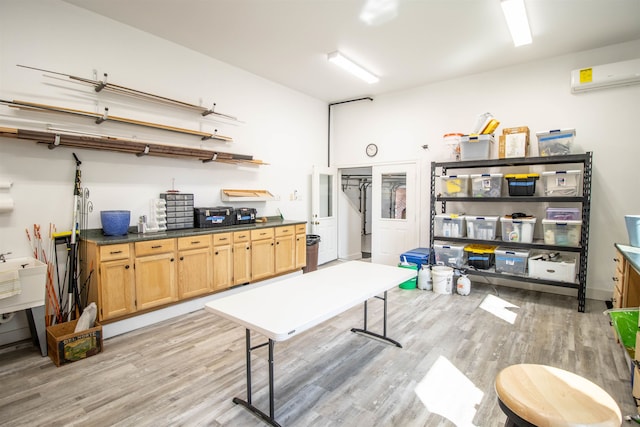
[[68, 153, 83, 320]]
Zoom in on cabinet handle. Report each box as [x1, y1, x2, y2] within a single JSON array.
[[613, 258, 620, 262], [152, 245, 162, 249], [613, 277, 619, 282], [219, 237, 228, 241], [239, 234, 246, 238], [191, 241, 200, 245], [246, 246, 250, 250], [125, 265, 130, 269], [170, 258, 175, 262], [215, 251, 219, 255], [110, 250, 123, 255], [277, 241, 280, 245], [180, 256, 184, 261], [271, 242, 274, 246]]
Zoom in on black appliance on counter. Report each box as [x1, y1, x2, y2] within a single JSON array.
[[194, 206, 235, 228], [235, 207, 257, 224]]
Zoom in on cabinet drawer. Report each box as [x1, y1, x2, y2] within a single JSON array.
[[234, 231, 250, 243], [99, 243, 131, 261], [135, 238, 176, 257], [251, 228, 274, 240], [275, 226, 294, 237], [295, 223, 306, 234], [613, 267, 625, 291], [613, 250, 626, 275], [213, 232, 232, 246], [177, 235, 211, 250]]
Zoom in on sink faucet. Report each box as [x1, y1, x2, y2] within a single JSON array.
[[0, 252, 11, 263]]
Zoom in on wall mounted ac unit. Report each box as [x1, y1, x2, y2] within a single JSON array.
[[570, 58, 640, 93]]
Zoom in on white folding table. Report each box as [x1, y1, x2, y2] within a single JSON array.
[[205, 260, 416, 427]]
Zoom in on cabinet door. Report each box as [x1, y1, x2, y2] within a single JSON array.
[[135, 252, 178, 310], [295, 232, 306, 269], [99, 258, 135, 321], [233, 241, 251, 285], [213, 243, 233, 290], [275, 234, 295, 274], [178, 247, 213, 299], [252, 238, 275, 281]]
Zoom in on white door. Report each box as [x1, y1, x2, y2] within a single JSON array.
[[371, 163, 419, 265], [311, 165, 338, 265]]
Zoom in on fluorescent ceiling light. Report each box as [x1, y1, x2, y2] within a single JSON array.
[[327, 51, 379, 84], [501, 0, 532, 47]]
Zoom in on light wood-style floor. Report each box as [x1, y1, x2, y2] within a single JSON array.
[[0, 264, 635, 426]]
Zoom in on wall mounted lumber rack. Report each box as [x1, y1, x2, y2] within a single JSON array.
[[0, 126, 267, 166]]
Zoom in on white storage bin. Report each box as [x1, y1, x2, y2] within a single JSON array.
[[460, 134, 494, 160], [470, 173, 503, 197], [495, 247, 530, 275], [464, 215, 499, 240], [440, 175, 469, 197], [500, 217, 536, 243], [434, 214, 466, 238], [528, 254, 577, 282], [433, 243, 466, 268], [542, 219, 582, 246], [542, 170, 581, 196], [536, 128, 575, 156]]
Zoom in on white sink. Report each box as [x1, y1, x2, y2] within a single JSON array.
[[0, 257, 47, 315]]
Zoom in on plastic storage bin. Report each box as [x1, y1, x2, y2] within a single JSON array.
[[400, 248, 432, 270], [460, 134, 494, 160], [504, 174, 539, 196], [434, 243, 466, 268], [440, 175, 469, 197], [470, 173, 503, 197], [546, 208, 581, 220], [464, 215, 499, 240], [542, 219, 582, 246], [434, 214, 466, 238], [500, 216, 536, 243], [536, 128, 575, 156], [464, 244, 497, 270], [495, 247, 530, 275], [541, 170, 581, 196], [528, 253, 577, 282]]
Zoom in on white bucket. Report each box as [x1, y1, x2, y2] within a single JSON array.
[[418, 266, 432, 290], [432, 266, 453, 294]]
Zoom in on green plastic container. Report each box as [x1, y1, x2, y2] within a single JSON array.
[[398, 263, 418, 289], [607, 308, 639, 358]]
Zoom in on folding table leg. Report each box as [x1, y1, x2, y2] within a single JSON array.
[[232, 329, 282, 427], [351, 291, 402, 347]]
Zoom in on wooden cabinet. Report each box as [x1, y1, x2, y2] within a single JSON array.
[[295, 223, 307, 270], [134, 238, 178, 310], [177, 235, 213, 299], [213, 232, 233, 290], [251, 228, 275, 281], [233, 231, 252, 285], [612, 248, 640, 308], [91, 243, 135, 321], [275, 226, 295, 274]]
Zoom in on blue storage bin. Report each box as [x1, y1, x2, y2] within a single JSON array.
[[400, 248, 432, 270]]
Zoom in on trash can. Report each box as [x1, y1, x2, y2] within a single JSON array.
[[303, 234, 321, 273]]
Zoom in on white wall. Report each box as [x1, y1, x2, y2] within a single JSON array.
[[332, 39, 640, 301], [0, 0, 326, 344]]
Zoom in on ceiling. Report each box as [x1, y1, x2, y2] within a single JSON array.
[[63, 0, 640, 102]]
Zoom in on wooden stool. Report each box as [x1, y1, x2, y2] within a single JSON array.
[[495, 364, 621, 427]]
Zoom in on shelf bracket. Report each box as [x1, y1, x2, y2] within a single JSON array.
[[201, 129, 219, 141], [202, 153, 218, 163], [48, 133, 61, 150], [136, 144, 150, 157], [95, 107, 109, 124], [202, 102, 217, 117], [94, 73, 108, 92]]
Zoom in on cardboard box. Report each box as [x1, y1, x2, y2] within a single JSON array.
[[46, 319, 103, 367], [502, 126, 529, 158]]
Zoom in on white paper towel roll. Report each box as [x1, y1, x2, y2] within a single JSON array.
[[0, 198, 15, 212], [0, 181, 13, 189]]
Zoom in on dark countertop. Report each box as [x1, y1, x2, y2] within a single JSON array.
[[615, 243, 640, 274], [82, 218, 307, 245]]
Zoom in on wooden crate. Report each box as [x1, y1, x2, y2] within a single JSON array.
[[46, 319, 103, 367]]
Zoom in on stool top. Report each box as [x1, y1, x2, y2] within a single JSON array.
[[495, 364, 621, 427]]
